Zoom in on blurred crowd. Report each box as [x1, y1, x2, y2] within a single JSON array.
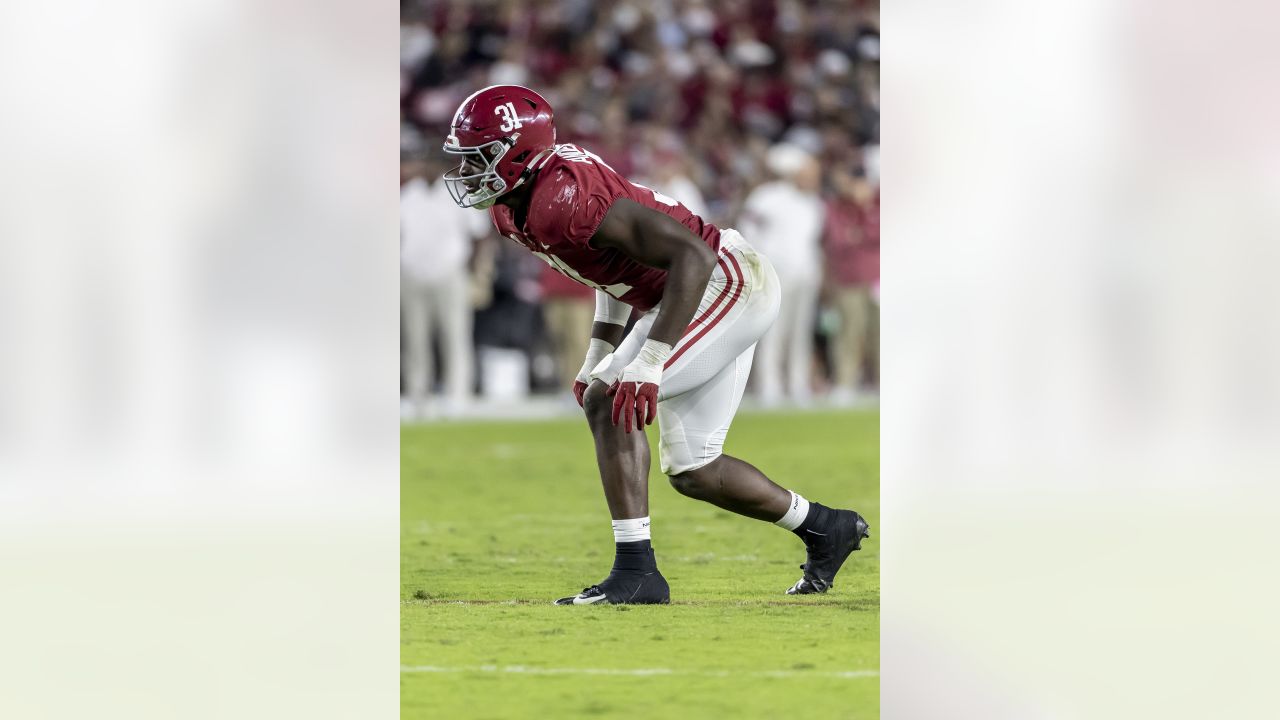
[[400, 0, 879, 417]]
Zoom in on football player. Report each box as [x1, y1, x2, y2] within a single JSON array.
[[442, 85, 870, 605]]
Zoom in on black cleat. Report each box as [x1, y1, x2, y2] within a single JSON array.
[[553, 569, 670, 606], [786, 509, 871, 595]]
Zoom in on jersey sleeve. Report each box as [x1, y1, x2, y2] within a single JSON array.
[[528, 163, 622, 248]]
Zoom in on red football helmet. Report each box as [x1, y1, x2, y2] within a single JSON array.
[[443, 85, 556, 209]]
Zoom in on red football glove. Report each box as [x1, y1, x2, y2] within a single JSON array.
[[606, 340, 670, 433], [572, 380, 589, 408], [607, 380, 658, 433]]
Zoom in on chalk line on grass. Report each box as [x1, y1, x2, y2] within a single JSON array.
[[401, 665, 878, 679]]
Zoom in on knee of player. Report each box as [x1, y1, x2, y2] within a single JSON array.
[[581, 381, 612, 425], [668, 470, 707, 498]]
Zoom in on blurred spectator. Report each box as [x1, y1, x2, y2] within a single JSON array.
[[862, 143, 880, 187], [741, 143, 825, 406], [473, 242, 548, 399], [640, 147, 709, 219], [540, 266, 596, 395], [400, 152, 485, 418], [823, 169, 880, 401]]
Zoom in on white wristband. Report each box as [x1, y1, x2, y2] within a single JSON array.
[[576, 338, 615, 383], [593, 291, 632, 325], [633, 339, 673, 373]]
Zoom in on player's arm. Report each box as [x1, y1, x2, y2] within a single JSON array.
[[591, 199, 717, 347], [571, 292, 630, 407], [590, 297, 628, 348], [589, 198, 718, 430]]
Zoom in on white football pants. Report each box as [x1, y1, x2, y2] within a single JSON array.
[[591, 229, 781, 475]]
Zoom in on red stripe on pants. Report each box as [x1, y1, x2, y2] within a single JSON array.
[[685, 257, 733, 330], [665, 252, 744, 369]]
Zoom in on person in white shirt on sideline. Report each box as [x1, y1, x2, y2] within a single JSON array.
[[738, 144, 825, 407], [400, 152, 486, 419], [641, 148, 709, 222]]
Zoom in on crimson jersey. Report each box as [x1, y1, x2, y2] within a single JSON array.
[[489, 144, 722, 311]]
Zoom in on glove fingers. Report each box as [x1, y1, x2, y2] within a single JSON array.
[[608, 380, 657, 432], [636, 386, 651, 428], [611, 386, 625, 426]]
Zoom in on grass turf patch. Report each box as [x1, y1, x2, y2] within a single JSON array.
[[402, 409, 879, 718]]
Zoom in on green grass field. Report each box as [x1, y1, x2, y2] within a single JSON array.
[[402, 409, 879, 719]]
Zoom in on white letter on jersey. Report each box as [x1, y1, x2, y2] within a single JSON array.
[[495, 101, 523, 132], [534, 250, 632, 300], [631, 182, 678, 207], [553, 144, 615, 170]]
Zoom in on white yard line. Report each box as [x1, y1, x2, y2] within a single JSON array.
[[401, 664, 878, 679]]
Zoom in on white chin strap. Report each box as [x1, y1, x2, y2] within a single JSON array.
[[467, 193, 499, 210]]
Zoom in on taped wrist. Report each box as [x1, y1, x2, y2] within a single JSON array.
[[593, 291, 632, 325], [630, 339, 673, 378], [577, 338, 615, 382]]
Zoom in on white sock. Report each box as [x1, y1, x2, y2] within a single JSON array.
[[774, 492, 810, 531], [612, 516, 651, 543]]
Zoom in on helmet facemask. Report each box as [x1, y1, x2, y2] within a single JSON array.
[[442, 135, 516, 209]]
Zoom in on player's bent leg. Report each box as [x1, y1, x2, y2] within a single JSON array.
[[555, 380, 669, 606], [659, 350, 871, 596], [581, 379, 649, 519], [666, 450, 870, 595], [669, 455, 792, 521]]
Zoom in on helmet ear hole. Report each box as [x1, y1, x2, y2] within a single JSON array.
[[512, 150, 531, 165]]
